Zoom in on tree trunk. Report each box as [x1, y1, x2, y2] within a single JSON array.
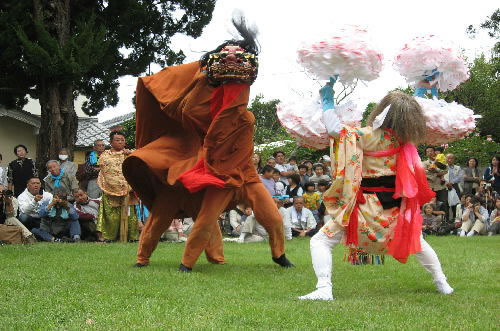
[[36, 81, 77, 178], [33, 0, 76, 178]]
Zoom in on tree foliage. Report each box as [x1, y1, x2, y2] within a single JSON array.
[[0, 0, 215, 175], [441, 55, 500, 139], [248, 94, 288, 145], [0, 0, 216, 115], [444, 134, 499, 167]]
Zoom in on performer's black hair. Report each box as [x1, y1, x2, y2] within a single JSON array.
[[200, 15, 260, 67]]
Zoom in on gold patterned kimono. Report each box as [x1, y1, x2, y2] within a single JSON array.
[[97, 150, 138, 241], [323, 126, 401, 261]]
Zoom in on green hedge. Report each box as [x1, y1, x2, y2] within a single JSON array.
[[442, 134, 499, 167]]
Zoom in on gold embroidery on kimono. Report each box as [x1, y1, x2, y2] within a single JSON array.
[[322, 126, 400, 259]]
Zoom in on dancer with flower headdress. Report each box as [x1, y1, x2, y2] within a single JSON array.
[[276, 27, 469, 301]]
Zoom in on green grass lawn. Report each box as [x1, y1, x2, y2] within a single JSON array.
[[1, 236, 499, 330]]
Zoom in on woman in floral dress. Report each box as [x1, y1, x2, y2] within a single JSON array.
[[97, 132, 140, 242], [299, 90, 454, 301]]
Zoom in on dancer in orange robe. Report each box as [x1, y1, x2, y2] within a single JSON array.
[[123, 17, 293, 272]]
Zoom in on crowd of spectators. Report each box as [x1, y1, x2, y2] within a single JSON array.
[[1, 140, 498, 245], [421, 149, 499, 237]]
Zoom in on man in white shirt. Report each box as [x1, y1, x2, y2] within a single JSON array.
[[17, 177, 53, 230], [273, 151, 295, 183], [274, 197, 292, 240], [285, 196, 317, 237]]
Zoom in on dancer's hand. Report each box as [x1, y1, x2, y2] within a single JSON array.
[[319, 76, 337, 111]]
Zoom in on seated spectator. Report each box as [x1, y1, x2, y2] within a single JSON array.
[[0, 153, 7, 187], [58, 148, 78, 177], [274, 197, 292, 240], [459, 196, 489, 237], [161, 219, 187, 242], [32, 189, 81, 242], [285, 196, 317, 237], [421, 203, 442, 235], [298, 164, 309, 188], [237, 208, 268, 243], [0, 185, 36, 243], [487, 197, 500, 236], [287, 156, 299, 173], [228, 204, 246, 236], [284, 174, 303, 208], [475, 180, 495, 212], [18, 177, 53, 230], [183, 217, 194, 235], [302, 160, 314, 182], [266, 157, 276, 168], [309, 163, 331, 189], [273, 169, 287, 196], [260, 165, 276, 196], [452, 194, 470, 235], [44, 160, 79, 202], [303, 182, 321, 222], [73, 189, 99, 241]]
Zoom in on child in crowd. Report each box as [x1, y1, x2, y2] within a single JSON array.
[[287, 156, 299, 173], [309, 164, 331, 189], [266, 157, 276, 168], [297, 164, 309, 187], [302, 182, 321, 222], [421, 203, 442, 235], [284, 174, 303, 208], [273, 169, 287, 196], [302, 160, 314, 181], [260, 165, 276, 196], [317, 180, 330, 204], [434, 146, 446, 165], [487, 197, 500, 236]]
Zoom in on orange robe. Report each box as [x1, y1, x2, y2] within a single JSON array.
[[123, 61, 285, 268]]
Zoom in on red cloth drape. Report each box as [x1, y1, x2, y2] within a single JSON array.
[[178, 83, 246, 193]]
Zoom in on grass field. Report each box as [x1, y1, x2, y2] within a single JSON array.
[[1, 236, 499, 330]]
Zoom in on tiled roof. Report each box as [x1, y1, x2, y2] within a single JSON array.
[[75, 118, 109, 147], [101, 112, 135, 129], [0, 107, 41, 128], [1, 107, 112, 148]]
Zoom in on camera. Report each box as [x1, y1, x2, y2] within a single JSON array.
[[1, 190, 13, 197]]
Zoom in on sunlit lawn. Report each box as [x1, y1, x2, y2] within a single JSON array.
[[1, 236, 498, 330]]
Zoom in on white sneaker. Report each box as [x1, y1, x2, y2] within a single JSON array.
[[298, 288, 334, 301], [467, 231, 475, 237], [459, 230, 466, 237], [435, 280, 454, 295], [223, 238, 239, 242]]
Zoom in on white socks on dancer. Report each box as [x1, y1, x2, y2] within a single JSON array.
[[415, 237, 454, 294], [299, 231, 454, 300], [299, 231, 341, 301]]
